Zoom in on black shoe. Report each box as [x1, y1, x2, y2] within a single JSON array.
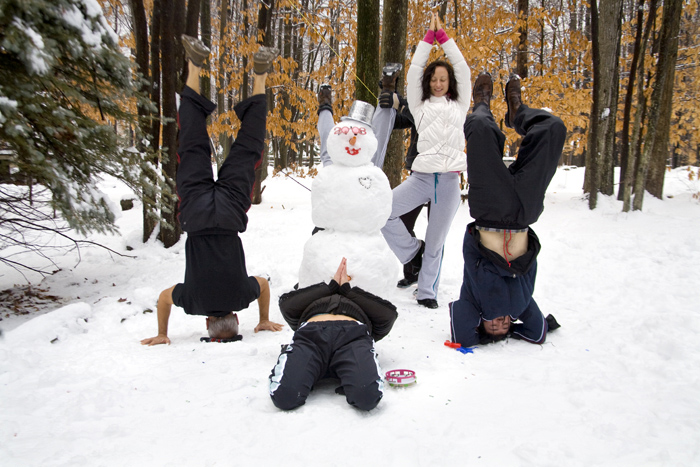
[[472, 72, 493, 109], [417, 298, 438, 309], [397, 276, 417, 288], [409, 240, 425, 273], [181, 35, 210, 67], [546, 314, 561, 331], [397, 240, 424, 288], [253, 46, 280, 75], [317, 84, 332, 115], [504, 73, 522, 129]]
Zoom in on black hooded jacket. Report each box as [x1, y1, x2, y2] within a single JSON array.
[[278, 281, 398, 341]]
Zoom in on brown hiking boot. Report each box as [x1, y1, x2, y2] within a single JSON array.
[[317, 84, 333, 115], [504, 73, 522, 129], [381, 74, 397, 93], [380, 62, 402, 93], [472, 72, 493, 109], [253, 46, 280, 75], [181, 35, 210, 67]]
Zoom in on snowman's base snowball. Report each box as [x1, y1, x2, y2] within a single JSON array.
[[298, 230, 398, 298]]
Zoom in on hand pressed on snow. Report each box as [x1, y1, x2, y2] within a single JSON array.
[[255, 320, 284, 333], [141, 335, 171, 346]]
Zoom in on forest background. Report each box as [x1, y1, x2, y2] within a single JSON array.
[[0, 0, 699, 278]]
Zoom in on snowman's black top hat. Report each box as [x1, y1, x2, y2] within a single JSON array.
[[340, 100, 375, 128]]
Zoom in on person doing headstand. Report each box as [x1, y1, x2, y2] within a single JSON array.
[[141, 36, 284, 345], [448, 72, 563, 347]]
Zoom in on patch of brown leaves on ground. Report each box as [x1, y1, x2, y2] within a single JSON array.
[[0, 285, 64, 321]]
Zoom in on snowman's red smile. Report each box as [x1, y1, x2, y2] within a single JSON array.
[[345, 147, 361, 156]]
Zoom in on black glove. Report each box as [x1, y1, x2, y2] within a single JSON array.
[[546, 314, 561, 331], [378, 91, 394, 109]]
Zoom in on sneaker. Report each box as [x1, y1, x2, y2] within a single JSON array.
[[253, 46, 280, 75], [181, 34, 210, 67], [417, 298, 438, 309], [472, 72, 493, 109], [318, 84, 332, 114], [504, 73, 522, 129]]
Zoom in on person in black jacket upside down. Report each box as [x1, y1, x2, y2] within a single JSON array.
[[269, 258, 398, 411], [141, 36, 284, 345], [448, 72, 564, 348]]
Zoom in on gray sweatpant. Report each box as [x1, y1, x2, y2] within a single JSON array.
[[318, 107, 395, 168], [381, 171, 461, 301]]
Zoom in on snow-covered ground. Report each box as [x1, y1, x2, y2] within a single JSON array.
[[1, 166, 699, 466]]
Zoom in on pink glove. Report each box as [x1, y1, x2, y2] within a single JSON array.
[[436, 29, 449, 44], [423, 29, 435, 44]]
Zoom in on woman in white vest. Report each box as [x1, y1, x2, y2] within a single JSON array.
[[381, 11, 471, 309]]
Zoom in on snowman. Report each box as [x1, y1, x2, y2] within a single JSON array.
[[298, 101, 398, 296]]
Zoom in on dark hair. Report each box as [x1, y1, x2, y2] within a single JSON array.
[[421, 60, 458, 101], [478, 320, 509, 345]]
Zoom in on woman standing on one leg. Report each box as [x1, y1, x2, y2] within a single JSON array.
[[381, 12, 471, 308]]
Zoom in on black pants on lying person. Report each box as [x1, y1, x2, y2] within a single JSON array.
[[269, 258, 397, 411]]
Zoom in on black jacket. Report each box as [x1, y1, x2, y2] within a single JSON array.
[[278, 281, 398, 341]]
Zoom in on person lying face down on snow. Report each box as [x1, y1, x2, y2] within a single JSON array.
[[140, 36, 284, 346], [269, 258, 398, 411], [448, 73, 563, 347]]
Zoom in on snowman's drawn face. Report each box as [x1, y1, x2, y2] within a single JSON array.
[[326, 121, 377, 167]]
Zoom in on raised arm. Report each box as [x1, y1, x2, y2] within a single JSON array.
[[406, 14, 437, 112], [141, 285, 175, 346], [435, 18, 471, 113]]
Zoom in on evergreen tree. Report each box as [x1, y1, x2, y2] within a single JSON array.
[[0, 0, 149, 235]]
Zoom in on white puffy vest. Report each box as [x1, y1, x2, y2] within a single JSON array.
[[407, 38, 472, 173]]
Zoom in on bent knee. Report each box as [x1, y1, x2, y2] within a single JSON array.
[[345, 387, 382, 411], [270, 391, 306, 411]]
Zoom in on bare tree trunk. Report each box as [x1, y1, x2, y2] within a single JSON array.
[[618, 0, 650, 200], [380, 0, 407, 189], [128, 0, 158, 243], [646, 5, 681, 199], [217, 0, 231, 165], [160, 0, 181, 247], [516, 0, 529, 78], [584, 0, 623, 209], [200, 0, 211, 102], [150, 0, 162, 155], [250, 0, 275, 205], [622, 4, 655, 212], [633, 0, 683, 210], [356, 0, 380, 103]]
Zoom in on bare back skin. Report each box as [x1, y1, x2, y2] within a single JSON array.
[[307, 314, 358, 323], [478, 229, 528, 262]]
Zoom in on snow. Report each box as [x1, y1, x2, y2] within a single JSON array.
[[1, 166, 700, 466], [12, 19, 50, 75]]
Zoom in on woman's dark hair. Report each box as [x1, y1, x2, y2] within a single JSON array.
[[421, 60, 458, 101]]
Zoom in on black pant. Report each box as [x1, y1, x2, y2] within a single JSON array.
[[177, 87, 267, 233], [269, 321, 383, 411], [464, 103, 566, 228]]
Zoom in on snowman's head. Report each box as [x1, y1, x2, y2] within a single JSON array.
[[326, 101, 377, 167]]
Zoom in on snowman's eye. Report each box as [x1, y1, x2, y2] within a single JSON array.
[[334, 126, 366, 135]]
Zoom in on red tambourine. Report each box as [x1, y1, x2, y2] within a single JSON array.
[[385, 369, 417, 387]]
